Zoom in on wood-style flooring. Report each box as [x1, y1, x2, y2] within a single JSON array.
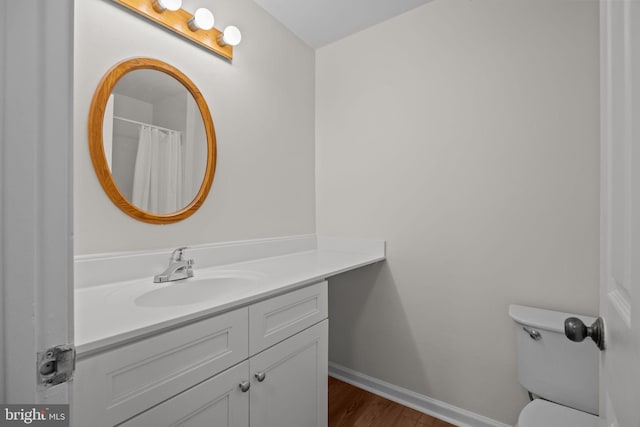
[[329, 377, 456, 427]]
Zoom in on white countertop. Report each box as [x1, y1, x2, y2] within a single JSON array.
[[75, 245, 384, 356]]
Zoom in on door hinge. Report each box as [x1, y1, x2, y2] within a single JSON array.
[[37, 344, 76, 389]]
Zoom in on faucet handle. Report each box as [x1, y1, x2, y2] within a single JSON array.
[[170, 246, 189, 261]]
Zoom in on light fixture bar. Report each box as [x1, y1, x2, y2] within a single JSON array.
[[112, 0, 234, 61]]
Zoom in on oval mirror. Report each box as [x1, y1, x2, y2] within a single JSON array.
[[88, 58, 216, 224]]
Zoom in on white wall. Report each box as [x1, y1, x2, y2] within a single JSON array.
[[74, 0, 316, 254], [316, 0, 600, 424]]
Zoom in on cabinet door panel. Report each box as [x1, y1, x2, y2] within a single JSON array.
[[250, 320, 328, 427], [120, 361, 249, 427], [249, 282, 327, 355]]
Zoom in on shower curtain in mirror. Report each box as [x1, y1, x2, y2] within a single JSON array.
[[132, 126, 184, 214]]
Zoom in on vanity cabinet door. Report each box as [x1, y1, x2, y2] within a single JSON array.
[[120, 361, 250, 427], [249, 320, 328, 427]]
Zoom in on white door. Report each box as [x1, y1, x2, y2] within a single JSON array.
[[250, 320, 328, 427], [0, 0, 74, 406], [599, 1, 640, 426], [119, 361, 250, 427]]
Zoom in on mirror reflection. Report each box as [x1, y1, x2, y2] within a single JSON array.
[[103, 69, 208, 215]]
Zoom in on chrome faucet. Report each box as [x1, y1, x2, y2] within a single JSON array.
[[154, 247, 194, 283]]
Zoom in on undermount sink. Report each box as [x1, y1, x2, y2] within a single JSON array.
[[134, 269, 267, 308]]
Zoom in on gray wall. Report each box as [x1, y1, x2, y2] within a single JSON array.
[[316, 0, 600, 424], [74, 0, 316, 254]]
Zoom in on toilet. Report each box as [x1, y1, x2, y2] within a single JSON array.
[[509, 304, 599, 427]]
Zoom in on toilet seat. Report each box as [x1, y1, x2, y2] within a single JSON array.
[[518, 399, 598, 427]]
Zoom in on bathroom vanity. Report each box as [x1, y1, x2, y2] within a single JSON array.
[[73, 236, 384, 427]]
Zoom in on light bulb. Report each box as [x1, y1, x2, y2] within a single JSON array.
[[217, 25, 242, 47], [152, 0, 182, 12], [187, 8, 214, 31]]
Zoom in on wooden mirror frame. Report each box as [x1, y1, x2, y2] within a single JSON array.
[[88, 57, 216, 224]]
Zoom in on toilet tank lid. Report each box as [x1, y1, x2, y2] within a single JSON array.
[[509, 304, 596, 333]]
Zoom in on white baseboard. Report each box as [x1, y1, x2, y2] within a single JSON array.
[[329, 362, 512, 427]]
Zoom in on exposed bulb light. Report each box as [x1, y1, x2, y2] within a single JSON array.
[[187, 8, 214, 31], [217, 25, 242, 47], [152, 0, 182, 12]]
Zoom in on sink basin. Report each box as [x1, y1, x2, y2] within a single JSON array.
[[134, 269, 267, 308]]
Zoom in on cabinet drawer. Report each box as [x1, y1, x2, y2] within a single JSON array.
[[74, 308, 248, 427], [249, 281, 327, 355], [120, 361, 249, 427]]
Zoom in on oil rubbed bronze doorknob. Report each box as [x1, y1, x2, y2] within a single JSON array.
[[564, 316, 605, 351]]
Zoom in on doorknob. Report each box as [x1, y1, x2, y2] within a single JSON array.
[[564, 316, 605, 351]]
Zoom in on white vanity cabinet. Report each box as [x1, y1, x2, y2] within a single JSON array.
[[73, 281, 328, 427]]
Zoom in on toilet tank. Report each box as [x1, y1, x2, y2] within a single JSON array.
[[509, 304, 598, 415]]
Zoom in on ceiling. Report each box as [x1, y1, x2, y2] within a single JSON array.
[[251, 0, 433, 48], [114, 69, 186, 104]]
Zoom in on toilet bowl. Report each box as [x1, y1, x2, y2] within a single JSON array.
[[509, 305, 599, 427], [517, 399, 597, 427]]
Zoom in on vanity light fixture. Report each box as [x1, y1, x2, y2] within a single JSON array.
[[151, 0, 181, 12], [187, 8, 214, 31], [111, 0, 241, 61], [217, 25, 242, 47]]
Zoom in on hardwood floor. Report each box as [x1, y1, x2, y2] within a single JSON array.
[[328, 377, 456, 427]]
